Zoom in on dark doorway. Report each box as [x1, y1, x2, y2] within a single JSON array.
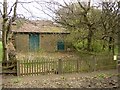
[[29, 33, 39, 51]]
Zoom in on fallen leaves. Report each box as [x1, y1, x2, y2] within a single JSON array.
[[2, 70, 118, 88]]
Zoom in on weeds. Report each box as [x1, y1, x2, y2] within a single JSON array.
[[12, 77, 22, 83]]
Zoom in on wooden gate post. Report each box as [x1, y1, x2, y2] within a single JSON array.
[[117, 55, 120, 88], [77, 59, 79, 73], [94, 55, 97, 72], [17, 60, 20, 76], [58, 59, 62, 74]]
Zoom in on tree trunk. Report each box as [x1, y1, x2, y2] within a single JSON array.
[[87, 28, 93, 51], [102, 42, 106, 51], [2, 0, 18, 62], [2, 21, 8, 61], [108, 37, 112, 52], [112, 38, 115, 55], [2, 0, 8, 61], [108, 36, 115, 55]]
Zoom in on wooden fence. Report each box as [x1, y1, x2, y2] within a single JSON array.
[[17, 54, 117, 76]]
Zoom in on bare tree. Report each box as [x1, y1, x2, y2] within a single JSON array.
[[1, 0, 18, 61], [36, 0, 119, 53], [37, 0, 102, 52], [101, 1, 119, 54]]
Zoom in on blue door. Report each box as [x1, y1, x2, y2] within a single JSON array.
[[57, 41, 65, 51], [29, 33, 39, 51]]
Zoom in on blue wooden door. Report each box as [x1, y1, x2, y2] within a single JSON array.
[[57, 41, 65, 51], [29, 33, 39, 51]]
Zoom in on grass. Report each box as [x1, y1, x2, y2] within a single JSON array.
[[0, 41, 2, 61], [11, 77, 22, 83]]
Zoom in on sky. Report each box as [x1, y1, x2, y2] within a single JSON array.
[[0, 0, 119, 20]]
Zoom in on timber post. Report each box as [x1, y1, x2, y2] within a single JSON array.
[[77, 59, 79, 73], [17, 60, 20, 76], [58, 59, 62, 74], [117, 55, 120, 88]]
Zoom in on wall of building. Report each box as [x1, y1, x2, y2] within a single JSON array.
[[14, 33, 29, 52], [40, 33, 67, 52], [14, 33, 69, 52]]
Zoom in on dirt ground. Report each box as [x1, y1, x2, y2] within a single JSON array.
[[1, 52, 118, 88], [2, 69, 119, 88]]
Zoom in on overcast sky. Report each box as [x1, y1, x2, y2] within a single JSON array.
[[0, 0, 119, 20], [14, 0, 101, 20]]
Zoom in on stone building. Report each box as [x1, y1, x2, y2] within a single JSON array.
[[12, 21, 70, 52]]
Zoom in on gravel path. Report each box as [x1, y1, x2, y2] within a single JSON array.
[[2, 69, 119, 88]]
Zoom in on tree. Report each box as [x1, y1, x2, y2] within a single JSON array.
[[41, 0, 102, 52], [100, 1, 119, 54], [39, 0, 119, 54], [1, 0, 18, 61]]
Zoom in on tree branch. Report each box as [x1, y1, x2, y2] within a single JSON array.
[[12, 0, 18, 22], [0, 9, 2, 16], [7, 2, 16, 16], [20, 3, 34, 18]]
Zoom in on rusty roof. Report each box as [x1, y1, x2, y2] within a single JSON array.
[[12, 22, 70, 34]]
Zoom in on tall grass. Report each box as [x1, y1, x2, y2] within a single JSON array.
[[0, 41, 2, 61]]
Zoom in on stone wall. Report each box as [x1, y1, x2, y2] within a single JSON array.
[[14, 33, 69, 52], [14, 33, 29, 52]]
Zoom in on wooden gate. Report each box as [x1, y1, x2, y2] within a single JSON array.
[[17, 59, 58, 76], [17, 59, 79, 76]]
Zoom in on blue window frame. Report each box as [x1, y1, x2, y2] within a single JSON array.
[[57, 41, 65, 51]]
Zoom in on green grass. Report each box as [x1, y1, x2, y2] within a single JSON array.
[[0, 41, 2, 61]]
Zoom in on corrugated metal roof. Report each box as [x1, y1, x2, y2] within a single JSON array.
[[12, 22, 70, 34]]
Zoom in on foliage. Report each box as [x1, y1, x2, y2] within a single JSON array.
[[55, 2, 102, 52], [46, 1, 119, 54], [99, 2, 119, 54]]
